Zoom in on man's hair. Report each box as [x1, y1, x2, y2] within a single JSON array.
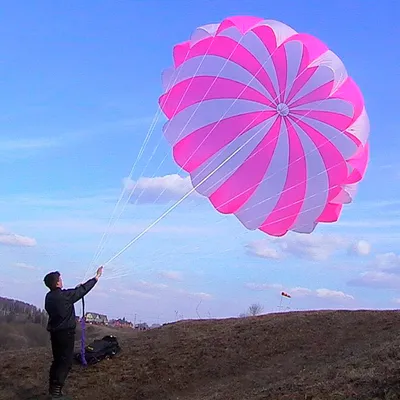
[[43, 271, 61, 290]]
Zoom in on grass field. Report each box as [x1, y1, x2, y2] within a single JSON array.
[[1, 310, 400, 399]]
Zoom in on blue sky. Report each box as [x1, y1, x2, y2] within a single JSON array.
[[0, 1, 399, 324]]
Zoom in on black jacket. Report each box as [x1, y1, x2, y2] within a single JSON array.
[[45, 278, 97, 333]]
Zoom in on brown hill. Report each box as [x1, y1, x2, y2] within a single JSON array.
[[1, 310, 400, 400], [0, 321, 130, 350], [0, 296, 47, 326]]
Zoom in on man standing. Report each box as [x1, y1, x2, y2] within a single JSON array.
[[43, 266, 103, 399]]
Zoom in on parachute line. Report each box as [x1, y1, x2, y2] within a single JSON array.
[[85, 32, 247, 276], [82, 110, 162, 280], [107, 38, 217, 234], [82, 40, 215, 278], [103, 155, 348, 280]]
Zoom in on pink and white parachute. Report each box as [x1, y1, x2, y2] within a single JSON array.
[[158, 16, 370, 237]]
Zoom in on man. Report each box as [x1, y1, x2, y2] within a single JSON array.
[[44, 266, 103, 399]]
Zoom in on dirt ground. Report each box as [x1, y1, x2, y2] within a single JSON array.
[[1, 310, 400, 400]]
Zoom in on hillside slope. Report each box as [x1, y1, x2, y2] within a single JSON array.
[[0, 320, 128, 351], [1, 310, 400, 400]]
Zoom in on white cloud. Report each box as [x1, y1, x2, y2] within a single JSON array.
[[9, 217, 212, 236], [159, 270, 183, 282], [245, 242, 281, 260], [337, 219, 400, 228], [347, 252, 400, 289], [279, 234, 346, 261], [244, 283, 283, 291], [109, 287, 158, 300], [138, 279, 213, 300], [315, 288, 354, 301], [191, 292, 213, 300], [0, 118, 152, 162], [176, 289, 213, 300], [245, 282, 354, 302], [2, 192, 116, 209], [90, 286, 111, 298], [136, 277, 212, 301], [246, 233, 370, 261], [0, 226, 36, 247], [137, 280, 168, 290], [348, 271, 400, 289], [91, 291, 110, 299], [290, 287, 313, 296], [107, 279, 212, 303], [14, 262, 38, 271], [123, 174, 201, 204], [0, 137, 62, 152], [348, 240, 371, 256], [357, 199, 400, 209], [374, 252, 400, 270]]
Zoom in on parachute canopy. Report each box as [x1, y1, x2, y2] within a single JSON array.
[[159, 16, 370, 237]]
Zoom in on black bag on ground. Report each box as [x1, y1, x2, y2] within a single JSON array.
[[74, 335, 121, 365]]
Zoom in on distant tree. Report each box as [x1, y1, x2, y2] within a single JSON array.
[[238, 313, 248, 318], [248, 303, 263, 316], [0, 296, 48, 326], [6, 312, 16, 323], [34, 313, 42, 324]]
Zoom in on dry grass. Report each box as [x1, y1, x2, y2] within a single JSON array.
[[0, 322, 49, 350], [1, 310, 400, 400]]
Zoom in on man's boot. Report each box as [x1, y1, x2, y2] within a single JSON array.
[[49, 384, 72, 399]]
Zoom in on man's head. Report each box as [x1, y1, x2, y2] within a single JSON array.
[[43, 271, 63, 291]]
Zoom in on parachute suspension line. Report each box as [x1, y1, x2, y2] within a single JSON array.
[[109, 38, 217, 229], [105, 158, 352, 280], [104, 158, 349, 281], [82, 109, 162, 281], [83, 112, 161, 278], [82, 38, 208, 279], [109, 42, 280, 246], [104, 34, 267, 256], [86, 34, 234, 275], [139, 37, 251, 209], [104, 30, 307, 271], [104, 185, 196, 265], [114, 32, 254, 240], [104, 216, 230, 279], [103, 118, 277, 265]]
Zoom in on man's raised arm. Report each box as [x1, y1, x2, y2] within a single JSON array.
[[64, 266, 103, 304]]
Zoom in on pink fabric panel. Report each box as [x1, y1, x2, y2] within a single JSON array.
[[172, 111, 274, 172], [209, 117, 281, 214], [259, 119, 307, 235], [159, 77, 272, 119]]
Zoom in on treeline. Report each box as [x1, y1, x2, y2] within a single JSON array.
[[0, 296, 48, 326]]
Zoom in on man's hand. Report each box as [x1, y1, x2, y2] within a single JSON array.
[[95, 266, 104, 280]]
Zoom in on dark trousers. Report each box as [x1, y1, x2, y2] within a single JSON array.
[[49, 329, 75, 388]]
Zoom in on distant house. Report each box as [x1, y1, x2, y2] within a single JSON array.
[[135, 322, 149, 331], [150, 324, 161, 329], [85, 312, 108, 325], [110, 318, 133, 328]]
